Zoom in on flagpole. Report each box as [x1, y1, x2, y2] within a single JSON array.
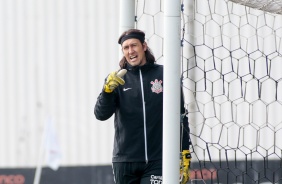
[[33, 124, 47, 184], [33, 117, 61, 183]]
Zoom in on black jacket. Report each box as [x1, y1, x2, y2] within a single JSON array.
[[94, 63, 189, 163]]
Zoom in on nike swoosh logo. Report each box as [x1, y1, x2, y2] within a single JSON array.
[[123, 88, 132, 91]]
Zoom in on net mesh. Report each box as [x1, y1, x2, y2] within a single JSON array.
[[228, 0, 282, 14], [136, 0, 282, 183]]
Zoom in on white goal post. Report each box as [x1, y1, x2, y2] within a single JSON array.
[[123, 0, 282, 183]]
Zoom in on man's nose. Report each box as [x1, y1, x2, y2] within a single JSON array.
[[129, 46, 134, 53]]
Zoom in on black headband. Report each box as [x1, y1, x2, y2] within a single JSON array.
[[119, 33, 145, 45]]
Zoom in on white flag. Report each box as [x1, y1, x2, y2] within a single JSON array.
[[44, 117, 62, 171]]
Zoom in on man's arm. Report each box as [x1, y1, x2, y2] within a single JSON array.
[[94, 69, 126, 121], [180, 89, 192, 184], [94, 91, 117, 121], [180, 89, 191, 151]]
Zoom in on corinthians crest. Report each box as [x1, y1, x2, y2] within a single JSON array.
[[150, 79, 163, 94]]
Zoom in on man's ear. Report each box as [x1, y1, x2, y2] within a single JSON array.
[[143, 42, 147, 51]]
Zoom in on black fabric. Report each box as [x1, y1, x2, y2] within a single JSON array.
[[95, 64, 164, 163], [118, 33, 145, 45], [94, 63, 190, 163], [112, 160, 162, 184]]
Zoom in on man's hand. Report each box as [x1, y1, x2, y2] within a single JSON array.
[[104, 69, 127, 93], [180, 150, 191, 184]]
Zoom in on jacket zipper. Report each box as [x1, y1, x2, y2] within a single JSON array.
[[139, 69, 148, 164]]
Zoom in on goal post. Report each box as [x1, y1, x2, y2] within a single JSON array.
[[119, 0, 135, 34], [135, 0, 282, 183], [163, 0, 182, 183]]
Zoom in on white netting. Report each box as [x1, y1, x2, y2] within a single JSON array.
[[229, 0, 282, 14], [136, 0, 282, 183]]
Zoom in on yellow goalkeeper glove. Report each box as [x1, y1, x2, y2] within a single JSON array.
[[104, 69, 127, 93], [180, 150, 191, 184]]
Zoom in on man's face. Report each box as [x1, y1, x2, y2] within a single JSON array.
[[121, 38, 147, 67]]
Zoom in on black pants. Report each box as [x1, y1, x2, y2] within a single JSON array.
[[112, 160, 162, 184]]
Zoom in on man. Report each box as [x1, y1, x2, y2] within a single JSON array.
[[94, 29, 191, 184]]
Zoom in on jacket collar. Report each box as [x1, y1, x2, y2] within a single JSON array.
[[125, 62, 155, 72]]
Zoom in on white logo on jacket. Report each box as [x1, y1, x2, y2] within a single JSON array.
[[150, 79, 163, 94], [123, 88, 132, 91]]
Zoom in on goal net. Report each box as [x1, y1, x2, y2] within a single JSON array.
[[136, 0, 282, 183]]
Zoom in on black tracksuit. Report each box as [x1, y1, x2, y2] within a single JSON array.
[[94, 63, 190, 164], [94, 64, 163, 162], [94, 64, 190, 184]]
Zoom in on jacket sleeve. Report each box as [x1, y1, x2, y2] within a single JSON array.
[[180, 89, 191, 151], [94, 90, 117, 121]]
